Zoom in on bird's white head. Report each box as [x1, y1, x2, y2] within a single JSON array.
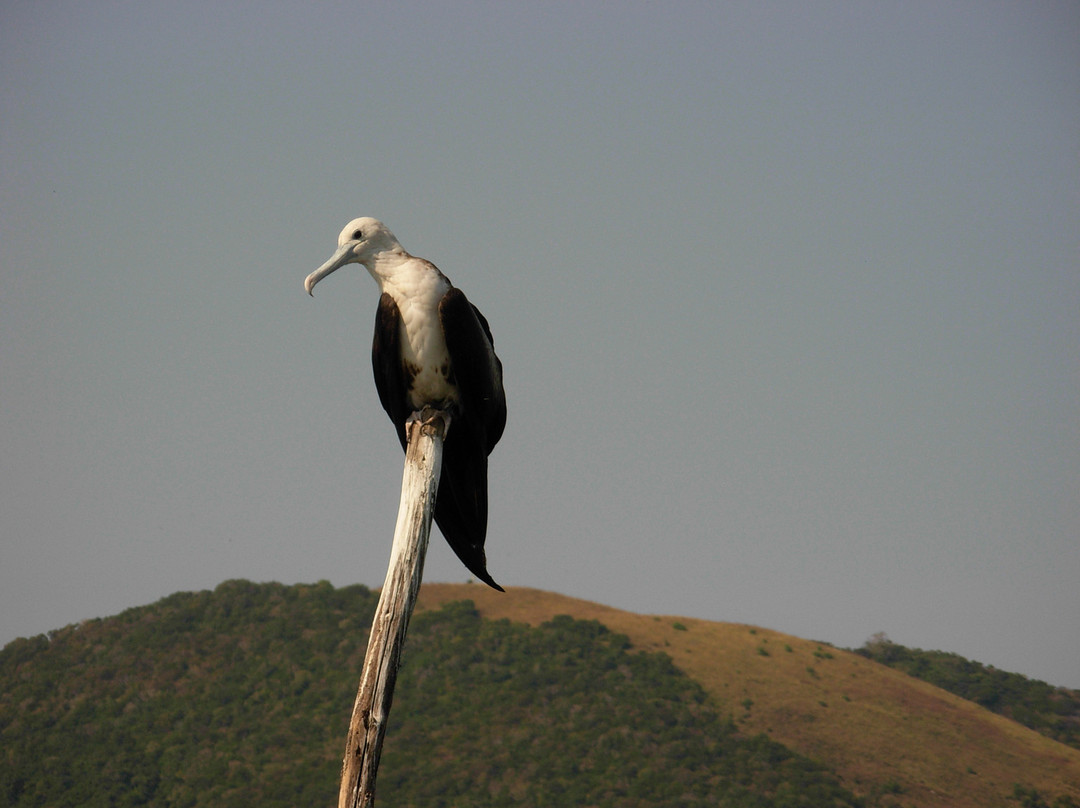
[[304, 217, 403, 296]]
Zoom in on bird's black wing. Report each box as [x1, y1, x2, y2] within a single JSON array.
[[371, 292, 410, 451], [436, 287, 507, 591], [440, 288, 507, 451]]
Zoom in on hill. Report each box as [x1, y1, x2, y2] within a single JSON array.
[[2, 580, 1078, 807], [415, 584, 1080, 808], [1, 580, 857, 807]]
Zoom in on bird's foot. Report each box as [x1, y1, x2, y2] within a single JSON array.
[[407, 407, 451, 435]]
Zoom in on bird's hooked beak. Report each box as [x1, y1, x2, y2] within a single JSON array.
[[304, 242, 359, 296]]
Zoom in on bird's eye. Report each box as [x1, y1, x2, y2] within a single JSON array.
[[352, 229, 364, 240]]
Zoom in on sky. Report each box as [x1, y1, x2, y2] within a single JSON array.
[[2, 2, 1078, 690]]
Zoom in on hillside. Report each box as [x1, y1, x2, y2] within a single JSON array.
[[1, 581, 858, 807], [416, 584, 1080, 808], [2, 580, 1078, 807], [853, 634, 1080, 750]]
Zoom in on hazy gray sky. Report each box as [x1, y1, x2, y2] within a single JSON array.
[[2, 2, 1078, 689]]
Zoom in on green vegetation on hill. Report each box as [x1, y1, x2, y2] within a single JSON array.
[[854, 633, 1080, 751], [1, 580, 377, 807], [383, 602, 858, 806], [1, 580, 861, 807]]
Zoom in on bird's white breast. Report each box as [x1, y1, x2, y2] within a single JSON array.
[[378, 259, 456, 408]]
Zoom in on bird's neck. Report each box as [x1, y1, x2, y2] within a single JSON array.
[[362, 245, 410, 284], [367, 254, 449, 308]]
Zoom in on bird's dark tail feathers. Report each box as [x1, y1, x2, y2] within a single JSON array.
[[434, 438, 503, 592]]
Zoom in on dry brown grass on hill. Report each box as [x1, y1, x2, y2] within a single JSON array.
[[416, 583, 1080, 808]]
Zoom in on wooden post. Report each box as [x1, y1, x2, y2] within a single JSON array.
[[338, 407, 449, 808]]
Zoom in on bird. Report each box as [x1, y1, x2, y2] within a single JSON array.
[[305, 218, 507, 591]]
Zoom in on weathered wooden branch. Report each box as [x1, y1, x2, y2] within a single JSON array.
[[338, 407, 449, 808]]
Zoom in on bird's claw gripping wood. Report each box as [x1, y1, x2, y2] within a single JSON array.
[[406, 406, 451, 436]]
